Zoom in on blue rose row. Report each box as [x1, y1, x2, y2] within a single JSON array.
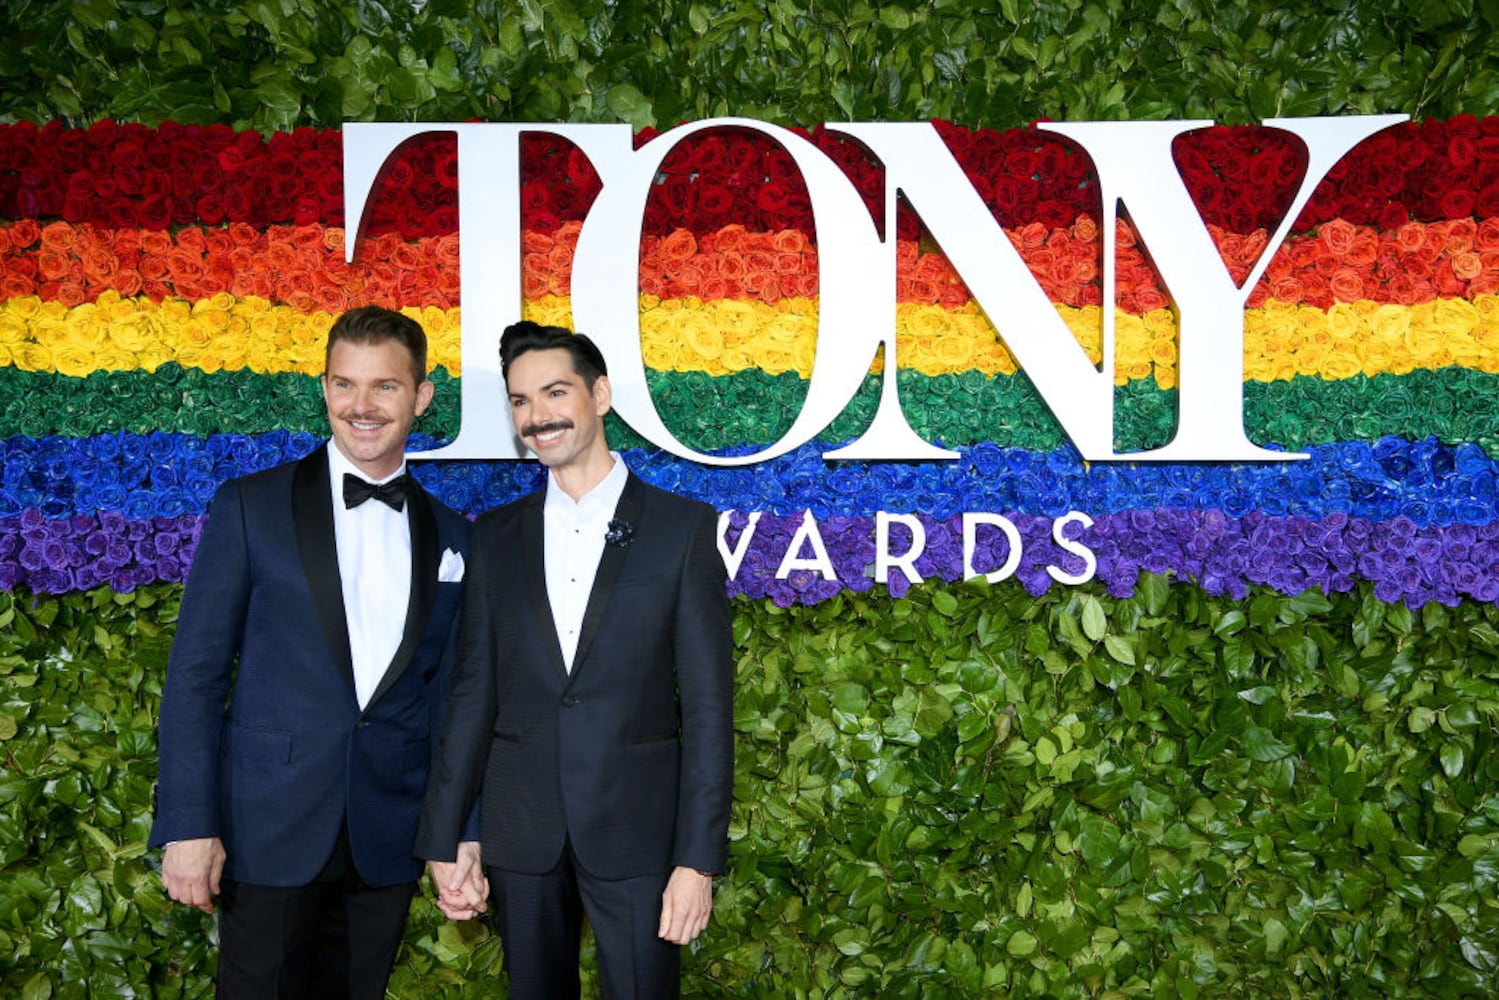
[[2, 430, 1498, 527], [6, 505, 1496, 611]]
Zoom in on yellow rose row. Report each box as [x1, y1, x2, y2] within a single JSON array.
[[4, 289, 1499, 385]]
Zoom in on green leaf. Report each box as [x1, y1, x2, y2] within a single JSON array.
[[1006, 929, 1037, 957], [605, 82, 654, 128], [1034, 736, 1058, 766], [1263, 916, 1288, 955], [832, 682, 870, 716], [1354, 802, 1396, 853], [1458, 834, 1491, 858], [1214, 610, 1247, 637], [1104, 633, 1135, 665], [1080, 596, 1107, 641], [1240, 726, 1290, 762], [1440, 742, 1465, 778]]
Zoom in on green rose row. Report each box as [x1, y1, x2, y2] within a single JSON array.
[[5, 363, 1499, 455]]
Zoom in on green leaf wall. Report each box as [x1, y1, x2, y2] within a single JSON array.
[[5, 581, 1499, 995], [6, 1, 1499, 130]]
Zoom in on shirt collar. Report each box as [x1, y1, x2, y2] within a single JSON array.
[[327, 441, 408, 486], [544, 451, 628, 516]]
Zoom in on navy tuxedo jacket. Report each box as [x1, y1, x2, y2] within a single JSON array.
[[415, 473, 733, 880], [149, 445, 469, 888]]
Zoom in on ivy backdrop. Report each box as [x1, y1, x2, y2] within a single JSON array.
[[5, 2, 1499, 997]]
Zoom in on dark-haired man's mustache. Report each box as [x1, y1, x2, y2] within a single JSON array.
[[523, 420, 574, 438]]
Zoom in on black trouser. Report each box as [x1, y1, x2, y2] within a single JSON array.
[[216, 830, 416, 1000], [488, 844, 680, 1000]]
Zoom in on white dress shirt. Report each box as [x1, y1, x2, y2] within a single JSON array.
[[328, 445, 412, 708], [544, 452, 629, 672]]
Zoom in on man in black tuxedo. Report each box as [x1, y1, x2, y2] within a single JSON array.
[[416, 321, 733, 998], [150, 306, 473, 998]]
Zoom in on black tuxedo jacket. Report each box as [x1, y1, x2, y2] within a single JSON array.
[[416, 472, 733, 879], [149, 445, 470, 888]]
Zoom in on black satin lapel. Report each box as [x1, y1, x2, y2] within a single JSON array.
[[571, 474, 644, 676], [366, 476, 439, 707], [521, 493, 570, 684], [292, 446, 355, 695]]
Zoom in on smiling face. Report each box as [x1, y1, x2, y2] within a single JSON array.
[[506, 346, 612, 484], [321, 338, 434, 480]]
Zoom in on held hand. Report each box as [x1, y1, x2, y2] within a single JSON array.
[[428, 841, 488, 920], [658, 866, 713, 945], [162, 837, 226, 914]]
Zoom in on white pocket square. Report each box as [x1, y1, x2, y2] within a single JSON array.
[[438, 549, 465, 583]]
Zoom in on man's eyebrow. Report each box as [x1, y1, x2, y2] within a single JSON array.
[[512, 378, 573, 398]]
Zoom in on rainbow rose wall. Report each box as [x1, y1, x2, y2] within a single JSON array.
[[3, 5, 1499, 996]]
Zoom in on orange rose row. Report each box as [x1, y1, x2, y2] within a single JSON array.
[[4, 214, 1499, 316]]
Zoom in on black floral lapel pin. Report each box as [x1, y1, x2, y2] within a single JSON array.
[[605, 518, 635, 548]]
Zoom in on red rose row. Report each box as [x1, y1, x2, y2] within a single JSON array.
[[2, 117, 1499, 241]]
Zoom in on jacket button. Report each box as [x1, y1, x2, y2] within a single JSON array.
[[561, 695, 577, 707], [357, 719, 369, 728]]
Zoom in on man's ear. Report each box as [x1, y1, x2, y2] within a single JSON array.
[[415, 377, 436, 417], [592, 374, 612, 416]]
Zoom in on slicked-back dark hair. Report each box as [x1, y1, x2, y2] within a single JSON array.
[[325, 305, 428, 384], [499, 321, 608, 389]]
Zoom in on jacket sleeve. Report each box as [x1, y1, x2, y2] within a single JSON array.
[[415, 517, 498, 860], [149, 481, 252, 846], [668, 502, 735, 874]]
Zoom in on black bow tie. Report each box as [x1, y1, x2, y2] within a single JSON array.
[[343, 473, 408, 511]]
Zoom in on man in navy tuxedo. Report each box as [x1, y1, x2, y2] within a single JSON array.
[[150, 306, 473, 998], [416, 321, 733, 998]]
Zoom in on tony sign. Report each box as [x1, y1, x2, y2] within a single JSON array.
[[344, 114, 1404, 466]]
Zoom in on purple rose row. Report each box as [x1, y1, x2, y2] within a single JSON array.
[[0, 508, 201, 594], [723, 508, 1499, 607], [6, 505, 1497, 610]]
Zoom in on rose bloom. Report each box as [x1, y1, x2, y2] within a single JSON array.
[[1432, 297, 1480, 343], [887, 238, 919, 270], [105, 311, 159, 354], [1442, 218, 1478, 256], [1343, 231, 1379, 267], [679, 261, 707, 293], [767, 229, 806, 254], [1433, 259, 1468, 296], [1013, 220, 1048, 251], [1328, 268, 1365, 301], [930, 332, 975, 371], [12, 341, 53, 369], [659, 228, 697, 261], [10, 219, 41, 248], [522, 230, 553, 255], [62, 243, 113, 291], [714, 250, 747, 281], [0, 312, 29, 346], [39, 220, 77, 252], [1450, 251, 1483, 281], [50, 339, 99, 375], [902, 277, 937, 303], [36, 249, 71, 281], [1391, 221, 1427, 257], [710, 224, 746, 251], [697, 275, 727, 301], [1135, 287, 1169, 312]]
